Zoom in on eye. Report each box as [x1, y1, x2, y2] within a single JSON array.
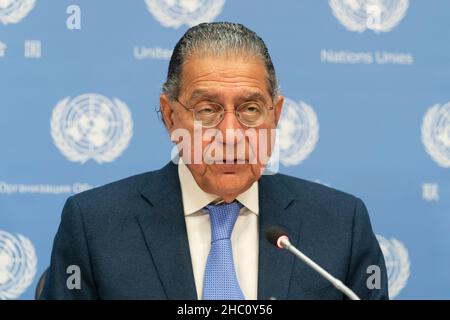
[[197, 107, 215, 115], [195, 103, 222, 116], [240, 103, 262, 115]]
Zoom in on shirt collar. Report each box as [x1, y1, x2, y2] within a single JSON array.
[[178, 159, 259, 216]]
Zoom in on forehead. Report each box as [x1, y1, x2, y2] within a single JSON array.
[[180, 55, 270, 100]]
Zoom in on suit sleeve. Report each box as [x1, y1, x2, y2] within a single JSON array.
[[345, 197, 389, 300], [39, 196, 99, 299]]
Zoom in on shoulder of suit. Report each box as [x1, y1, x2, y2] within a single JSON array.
[[265, 172, 361, 214], [68, 166, 166, 213], [68, 165, 363, 221]]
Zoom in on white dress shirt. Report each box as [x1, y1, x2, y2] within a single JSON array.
[[178, 160, 259, 300]]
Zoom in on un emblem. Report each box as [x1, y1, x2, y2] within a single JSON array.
[[277, 98, 319, 166], [0, 230, 37, 300], [50, 93, 133, 164], [0, 0, 35, 25], [329, 0, 409, 33], [376, 234, 410, 299], [145, 0, 225, 29], [422, 102, 450, 168]]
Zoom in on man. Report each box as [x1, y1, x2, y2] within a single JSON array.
[[40, 22, 388, 300]]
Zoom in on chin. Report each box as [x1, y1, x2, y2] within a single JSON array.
[[209, 172, 252, 195]]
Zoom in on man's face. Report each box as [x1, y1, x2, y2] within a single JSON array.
[[161, 54, 284, 202]]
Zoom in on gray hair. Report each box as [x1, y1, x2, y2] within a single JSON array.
[[162, 22, 280, 102]]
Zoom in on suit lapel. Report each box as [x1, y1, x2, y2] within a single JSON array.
[[136, 162, 197, 300], [134, 163, 315, 300], [257, 174, 303, 300]]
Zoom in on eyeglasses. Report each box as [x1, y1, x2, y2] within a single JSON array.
[[175, 98, 274, 128]]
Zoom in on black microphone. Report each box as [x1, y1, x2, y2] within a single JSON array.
[[265, 226, 361, 300]]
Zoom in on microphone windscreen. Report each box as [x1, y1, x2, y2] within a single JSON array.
[[265, 226, 288, 247]]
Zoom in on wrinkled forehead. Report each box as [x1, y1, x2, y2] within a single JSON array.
[[178, 53, 272, 101]]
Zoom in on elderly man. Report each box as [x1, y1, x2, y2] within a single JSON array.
[[40, 22, 388, 300]]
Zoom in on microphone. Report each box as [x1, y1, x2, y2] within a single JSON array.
[[265, 226, 361, 300]]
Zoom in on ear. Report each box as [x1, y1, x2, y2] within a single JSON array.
[[273, 95, 284, 126], [160, 94, 175, 134]]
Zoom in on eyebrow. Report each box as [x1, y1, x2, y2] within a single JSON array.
[[188, 90, 267, 104], [239, 92, 267, 103], [189, 89, 219, 101]]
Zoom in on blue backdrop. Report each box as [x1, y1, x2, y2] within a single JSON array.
[[1, 0, 449, 299]]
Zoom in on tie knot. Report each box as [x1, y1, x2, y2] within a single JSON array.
[[205, 201, 242, 242]]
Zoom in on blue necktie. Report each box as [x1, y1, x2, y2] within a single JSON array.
[[202, 201, 245, 300]]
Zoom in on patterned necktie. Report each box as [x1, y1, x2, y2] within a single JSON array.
[[202, 201, 245, 300]]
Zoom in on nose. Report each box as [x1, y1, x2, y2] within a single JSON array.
[[215, 109, 245, 146]]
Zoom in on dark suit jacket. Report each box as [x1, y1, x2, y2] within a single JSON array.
[[40, 162, 388, 300]]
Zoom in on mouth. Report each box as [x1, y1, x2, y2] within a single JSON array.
[[224, 159, 248, 164], [213, 161, 247, 173]]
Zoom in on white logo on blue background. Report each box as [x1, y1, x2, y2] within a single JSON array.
[[277, 98, 319, 166], [376, 234, 410, 299], [0, 230, 37, 300], [0, 0, 35, 25], [422, 102, 450, 168], [50, 93, 133, 164], [329, 0, 409, 33], [145, 0, 225, 29], [0, 41, 6, 57]]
